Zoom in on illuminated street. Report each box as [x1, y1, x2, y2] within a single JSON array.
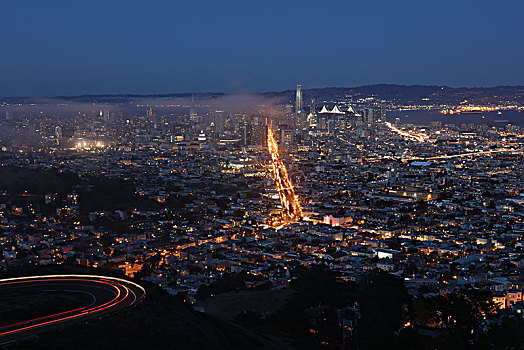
[[267, 127, 303, 223]]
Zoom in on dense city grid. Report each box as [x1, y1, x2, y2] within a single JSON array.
[[0, 88, 524, 346]]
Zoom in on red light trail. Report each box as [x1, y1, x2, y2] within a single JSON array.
[[0, 275, 145, 343]]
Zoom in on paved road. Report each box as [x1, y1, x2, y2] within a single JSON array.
[[0, 275, 145, 345]]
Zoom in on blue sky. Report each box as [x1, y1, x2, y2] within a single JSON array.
[[1, 0, 523, 96]]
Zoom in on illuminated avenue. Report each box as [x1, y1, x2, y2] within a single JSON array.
[[0, 275, 145, 344], [267, 127, 303, 222]]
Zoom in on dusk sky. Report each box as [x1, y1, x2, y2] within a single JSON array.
[[1, 0, 523, 96]]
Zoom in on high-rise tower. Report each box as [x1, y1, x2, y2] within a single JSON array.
[[380, 100, 386, 122], [295, 84, 303, 114], [307, 98, 317, 126]]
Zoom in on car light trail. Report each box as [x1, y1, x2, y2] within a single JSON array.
[[400, 148, 523, 162], [385, 122, 428, 142], [267, 127, 303, 221], [0, 275, 145, 341]]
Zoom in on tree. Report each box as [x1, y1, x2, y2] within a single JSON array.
[[356, 271, 410, 349]]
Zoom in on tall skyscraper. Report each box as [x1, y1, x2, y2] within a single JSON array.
[[280, 127, 294, 144], [327, 119, 335, 134], [296, 84, 303, 114], [189, 94, 198, 121], [213, 111, 225, 137], [362, 108, 373, 125], [372, 103, 381, 123], [252, 125, 268, 146], [380, 100, 386, 122], [239, 122, 249, 146], [307, 98, 317, 126], [54, 126, 62, 139]]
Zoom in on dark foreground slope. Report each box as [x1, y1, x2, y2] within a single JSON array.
[[0, 267, 289, 350]]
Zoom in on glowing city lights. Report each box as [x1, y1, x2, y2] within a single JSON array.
[[75, 140, 106, 150]]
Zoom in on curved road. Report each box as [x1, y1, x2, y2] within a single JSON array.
[[0, 275, 145, 345]]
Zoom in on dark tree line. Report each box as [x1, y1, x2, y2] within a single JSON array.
[[234, 267, 507, 350]]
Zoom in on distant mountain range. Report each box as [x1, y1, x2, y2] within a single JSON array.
[[263, 84, 524, 105], [3, 84, 524, 105]]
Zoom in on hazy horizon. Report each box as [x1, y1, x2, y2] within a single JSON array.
[[2, 82, 524, 99]]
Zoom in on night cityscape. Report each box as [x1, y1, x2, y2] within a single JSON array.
[[1, 1, 524, 349]]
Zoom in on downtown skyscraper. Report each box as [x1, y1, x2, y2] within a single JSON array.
[[296, 84, 303, 114]]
